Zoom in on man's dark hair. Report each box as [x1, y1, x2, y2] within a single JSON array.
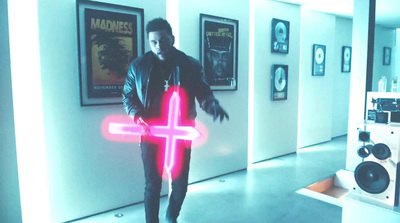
[[146, 18, 173, 36]]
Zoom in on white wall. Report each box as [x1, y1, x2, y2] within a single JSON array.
[[394, 30, 400, 83], [249, 0, 301, 163], [297, 9, 336, 148], [37, 0, 165, 222], [0, 0, 22, 222], [332, 17, 352, 138], [372, 25, 396, 92], [37, 0, 248, 221], [177, 0, 249, 181]]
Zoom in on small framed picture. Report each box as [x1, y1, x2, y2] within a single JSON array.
[[271, 64, 288, 101], [77, 0, 144, 106], [341, 46, 351, 73], [312, 44, 326, 76], [367, 110, 377, 121], [383, 46, 391, 65], [271, 18, 290, 54], [200, 14, 239, 91]]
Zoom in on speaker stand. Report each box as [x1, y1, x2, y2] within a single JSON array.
[[342, 193, 400, 223]]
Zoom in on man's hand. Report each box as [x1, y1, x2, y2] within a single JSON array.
[[133, 115, 151, 136], [206, 101, 229, 122]]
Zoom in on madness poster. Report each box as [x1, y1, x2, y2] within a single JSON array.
[[85, 8, 138, 98]]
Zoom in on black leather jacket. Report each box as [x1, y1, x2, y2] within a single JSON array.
[[122, 48, 217, 121]]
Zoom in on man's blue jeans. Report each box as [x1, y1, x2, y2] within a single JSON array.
[[140, 137, 191, 223]]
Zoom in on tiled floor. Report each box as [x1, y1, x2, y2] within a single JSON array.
[[71, 136, 347, 223]]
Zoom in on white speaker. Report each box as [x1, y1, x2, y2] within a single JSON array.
[[349, 123, 400, 207]]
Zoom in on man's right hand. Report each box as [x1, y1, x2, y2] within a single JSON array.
[[136, 117, 152, 136]]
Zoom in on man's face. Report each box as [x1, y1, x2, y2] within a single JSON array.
[[208, 49, 230, 77], [148, 30, 174, 61]]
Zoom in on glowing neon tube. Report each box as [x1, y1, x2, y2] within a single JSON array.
[[108, 91, 200, 174]]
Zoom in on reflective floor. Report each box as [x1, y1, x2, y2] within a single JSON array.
[[72, 136, 347, 223]]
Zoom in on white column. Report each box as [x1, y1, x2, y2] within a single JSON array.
[[166, 0, 180, 49], [8, 0, 51, 222], [346, 0, 374, 170]]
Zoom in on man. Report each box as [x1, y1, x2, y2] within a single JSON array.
[[122, 18, 229, 223]]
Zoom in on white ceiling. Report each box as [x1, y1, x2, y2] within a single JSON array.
[[273, 0, 400, 28]]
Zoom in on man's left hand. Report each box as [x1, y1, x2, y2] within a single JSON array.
[[207, 101, 229, 122]]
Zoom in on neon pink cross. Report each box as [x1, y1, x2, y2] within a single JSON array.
[[150, 91, 200, 173], [108, 91, 200, 173]]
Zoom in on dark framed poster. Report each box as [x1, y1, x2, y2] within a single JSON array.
[[77, 0, 144, 106], [200, 14, 238, 91], [271, 18, 289, 54], [271, 64, 288, 101], [312, 44, 326, 76], [383, 46, 391, 65], [341, 46, 352, 73]]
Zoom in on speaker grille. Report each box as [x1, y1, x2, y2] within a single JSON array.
[[357, 145, 372, 158], [355, 161, 390, 194], [359, 131, 371, 142], [372, 143, 391, 160]]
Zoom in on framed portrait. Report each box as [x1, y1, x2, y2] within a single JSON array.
[[383, 46, 391, 65], [77, 0, 144, 106], [271, 65, 288, 101], [312, 44, 326, 76], [200, 14, 238, 91], [271, 18, 290, 54], [341, 46, 352, 73]]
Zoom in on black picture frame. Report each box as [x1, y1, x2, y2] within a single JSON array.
[[383, 46, 391, 65], [341, 46, 352, 73], [271, 18, 290, 54], [77, 0, 144, 106], [271, 64, 288, 101], [200, 13, 238, 91], [312, 44, 326, 76]]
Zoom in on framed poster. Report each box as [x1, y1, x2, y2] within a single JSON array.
[[271, 18, 289, 54], [200, 14, 238, 91], [271, 64, 288, 101], [383, 46, 391, 65], [77, 0, 144, 106], [341, 46, 352, 73], [312, 44, 326, 76]]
